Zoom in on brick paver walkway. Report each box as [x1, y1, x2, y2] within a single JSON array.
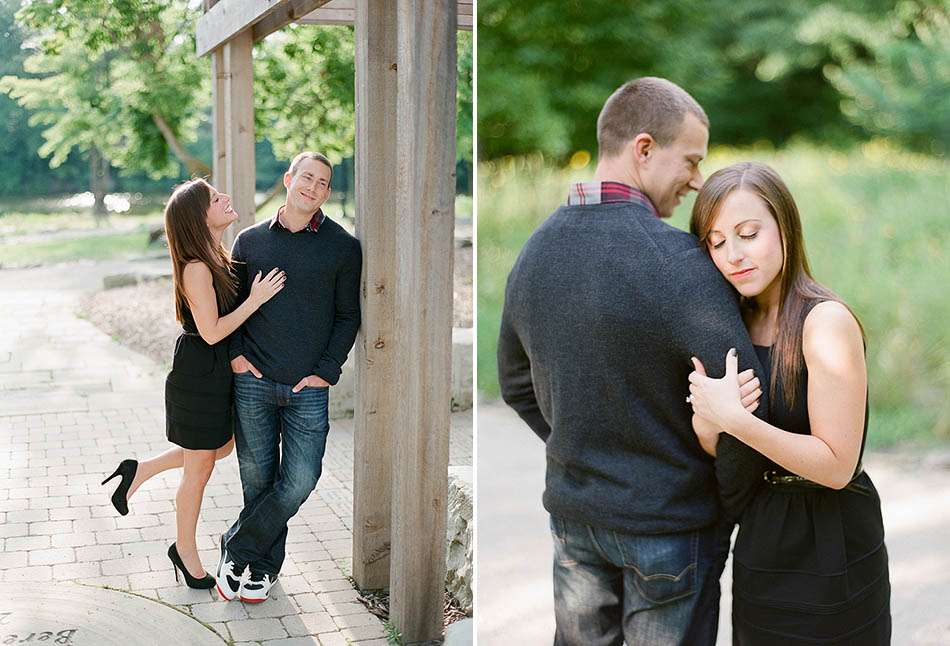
[[0, 261, 472, 645]]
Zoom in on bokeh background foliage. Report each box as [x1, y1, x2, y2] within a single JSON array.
[[478, 0, 950, 160], [477, 1, 950, 447]]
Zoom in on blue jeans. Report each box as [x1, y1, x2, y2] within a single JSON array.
[[224, 372, 330, 576], [549, 516, 726, 646]]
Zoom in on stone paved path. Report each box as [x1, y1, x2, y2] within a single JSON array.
[[0, 260, 472, 645], [477, 402, 950, 646]]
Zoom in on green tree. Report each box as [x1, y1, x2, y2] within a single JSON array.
[[255, 25, 356, 165], [2, 0, 210, 186], [477, 0, 948, 160], [255, 24, 474, 164], [803, 1, 950, 153], [457, 29, 473, 162], [3, 1, 474, 203], [0, 0, 88, 196]]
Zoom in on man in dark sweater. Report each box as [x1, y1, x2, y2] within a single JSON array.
[[215, 152, 361, 603], [497, 78, 768, 644]]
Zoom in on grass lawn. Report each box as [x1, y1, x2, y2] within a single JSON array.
[[478, 142, 950, 448], [0, 229, 158, 268], [0, 191, 473, 268]]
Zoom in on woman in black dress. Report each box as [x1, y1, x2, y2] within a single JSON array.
[[101, 179, 285, 588], [686, 162, 890, 644]]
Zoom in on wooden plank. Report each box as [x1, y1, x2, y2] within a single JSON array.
[[352, 0, 398, 591], [298, 7, 355, 26], [223, 31, 256, 237], [196, 0, 332, 56], [458, 0, 472, 29], [388, 0, 456, 641], [298, 0, 471, 29], [251, 0, 332, 43], [211, 47, 232, 245]]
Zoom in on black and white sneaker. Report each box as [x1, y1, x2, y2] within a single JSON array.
[[240, 569, 276, 603], [215, 535, 245, 601]]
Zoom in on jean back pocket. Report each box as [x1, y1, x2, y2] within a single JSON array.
[[613, 530, 698, 605]]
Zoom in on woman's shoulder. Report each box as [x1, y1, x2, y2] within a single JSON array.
[[181, 260, 214, 287], [182, 259, 212, 275], [802, 300, 864, 368], [803, 300, 860, 333]]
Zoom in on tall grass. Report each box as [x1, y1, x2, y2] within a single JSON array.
[[478, 143, 950, 447]]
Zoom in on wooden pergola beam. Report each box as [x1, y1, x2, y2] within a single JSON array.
[[389, 0, 457, 641], [196, 0, 332, 56], [298, 0, 473, 30], [217, 32, 257, 243], [197, 0, 470, 53], [352, 0, 398, 591], [251, 0, 333, 43]]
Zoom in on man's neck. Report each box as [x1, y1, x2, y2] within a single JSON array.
[[279, 204, 317, 232], [591, 159, 646, 194]]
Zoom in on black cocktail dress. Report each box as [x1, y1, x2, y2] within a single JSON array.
[[164, 300, 234, 450], [731, 331, 891, 644]]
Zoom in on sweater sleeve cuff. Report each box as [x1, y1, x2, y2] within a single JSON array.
[[228, 333, 245, 362], [314, 358, 342, 386]]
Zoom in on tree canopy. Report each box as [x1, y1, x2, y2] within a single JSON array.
[[477, 0, 949, 160], [1, 0, 474, 197]]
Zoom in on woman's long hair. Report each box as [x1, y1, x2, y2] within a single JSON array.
[[689, 162, 864, 410], [163, 179, 238, 324]]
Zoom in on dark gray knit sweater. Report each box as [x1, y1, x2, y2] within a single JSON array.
[[497, 200, 769, 534], [228, 215, 361, 386]]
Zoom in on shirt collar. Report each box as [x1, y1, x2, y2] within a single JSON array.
[[270, 205, 325, 233], [567, 181, 659, 217]]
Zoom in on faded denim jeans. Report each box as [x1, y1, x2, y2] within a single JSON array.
[[549, 515, 727, 646], [224, 372, 330, 576]]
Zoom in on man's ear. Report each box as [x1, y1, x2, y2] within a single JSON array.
[[631, 133, 655, 164], [283, 171, 293, 190]]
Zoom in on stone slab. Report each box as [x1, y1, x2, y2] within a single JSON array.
[[1, 583, 226, 645]]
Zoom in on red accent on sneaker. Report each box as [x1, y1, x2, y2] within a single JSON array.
[[240, 596, 266, 604]]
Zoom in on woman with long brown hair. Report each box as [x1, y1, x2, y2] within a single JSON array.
[[686, 162, 890, 644], [101, 179, 285, 588]]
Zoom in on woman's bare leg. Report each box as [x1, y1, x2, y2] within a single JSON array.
[[127, 437, 235, 501], [176, 448, 217, 578]]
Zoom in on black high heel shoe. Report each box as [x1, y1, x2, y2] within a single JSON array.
[[168, 543, 215, 589], [101, 459, 138, 516]]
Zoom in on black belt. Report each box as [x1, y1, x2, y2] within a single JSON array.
[[763, 465, 871, 496]]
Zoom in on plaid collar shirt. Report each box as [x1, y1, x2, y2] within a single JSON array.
[[567, 181, 659, 218], [269, 205, 325, 233]]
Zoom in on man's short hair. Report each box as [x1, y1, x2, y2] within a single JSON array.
[[288, 151, 333, 180], [596, 77, 709, 158]]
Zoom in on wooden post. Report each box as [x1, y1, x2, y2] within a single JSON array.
[[223, 30, 256, 246], [389, 0, 457, 641], [352, 0, 398, 590], [211, 48, 227, 192]]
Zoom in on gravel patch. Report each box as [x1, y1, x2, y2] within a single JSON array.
[[79, 248, 473, 363], [78, 279, 179, 368]]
